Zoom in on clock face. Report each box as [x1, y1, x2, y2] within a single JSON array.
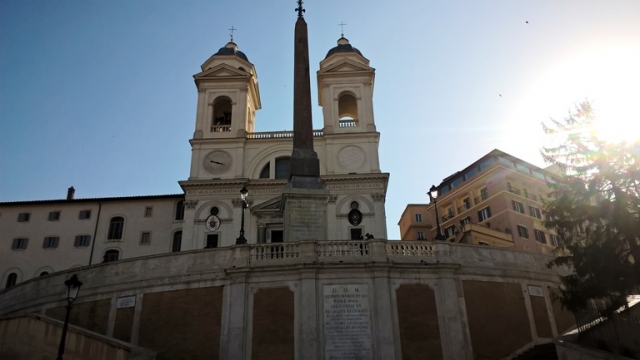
[[203, 151, 232, 175], [338, 146, 365, 170]]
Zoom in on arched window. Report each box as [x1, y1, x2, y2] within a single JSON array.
[[338, 93, 358, 127], [107, 217, 124, 240], [260, 162, 271, 179], [103, 249, 120, 263], [172, 231, 182, 253], [39, 271, 49, 277], [5, 273, 17, 289], [275, 157, 290, 179], [212, 96, 232, 132], [175, 201, 185, 221]]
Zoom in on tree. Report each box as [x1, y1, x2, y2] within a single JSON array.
[[542, 101, 640, 315]]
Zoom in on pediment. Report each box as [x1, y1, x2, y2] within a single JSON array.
[[318, 58, 373, 74], [251, 195, 282, 212], [194, 64, 250, 79]]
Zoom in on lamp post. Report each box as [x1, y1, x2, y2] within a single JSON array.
[[236, 186, 248, 244], [429, 185, 446, 241], [56, 274, 83, 360]]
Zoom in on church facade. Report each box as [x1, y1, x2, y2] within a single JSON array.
[[0, 34, 388, 287]]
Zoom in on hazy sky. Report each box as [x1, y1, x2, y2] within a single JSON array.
[[1, 0, 639, 239]]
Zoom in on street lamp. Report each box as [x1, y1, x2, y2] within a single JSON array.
[[429, 185, 446, 241], [56, 274, 83, 360], [236, 186, 248, 244]]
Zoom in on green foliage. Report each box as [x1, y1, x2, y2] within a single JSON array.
[[542, 101, 640, 315]]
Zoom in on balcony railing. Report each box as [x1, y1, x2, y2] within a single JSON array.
[[474, 192, 488, 205], [457, 203, 471, 213], [211, 124, 232, 133], [442, 212, 455, 222], [246, 130, 324, 139], [508, 186, 522, 196], [338, 119, 359, 128]]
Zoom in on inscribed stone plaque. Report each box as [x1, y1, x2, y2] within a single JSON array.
[[284, 197, 327, 241], [323, 284, 372, 360]]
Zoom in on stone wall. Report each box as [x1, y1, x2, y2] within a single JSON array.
[[0, 313, 155, 360], [0, 241, 571, 360]]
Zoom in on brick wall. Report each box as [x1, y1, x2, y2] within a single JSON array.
[[396, 284, 442, 360], [463, 281, 531, 360], [251, 287, 294, 360], [138, 286, 223, 360]]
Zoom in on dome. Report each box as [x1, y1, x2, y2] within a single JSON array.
[[324, 37, 364, 59], [213, 41, 250, 62]]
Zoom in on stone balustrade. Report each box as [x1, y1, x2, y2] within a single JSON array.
[[0, 240, 556, 317]]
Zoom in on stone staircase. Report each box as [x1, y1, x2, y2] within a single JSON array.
[[512, 343, 558, 360]]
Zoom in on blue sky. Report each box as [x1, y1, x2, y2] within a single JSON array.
[[1, 0, 639, 239]]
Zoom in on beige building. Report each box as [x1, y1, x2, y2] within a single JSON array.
[[0, 36, 388, 290], [398, 149, 560, 253]]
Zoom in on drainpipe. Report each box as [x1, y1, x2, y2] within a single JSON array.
[[88, 202, 102, 265]]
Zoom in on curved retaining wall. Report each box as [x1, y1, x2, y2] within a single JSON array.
[[0, 241, 575, 360]]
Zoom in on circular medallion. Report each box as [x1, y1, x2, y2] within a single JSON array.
[[348, 209, 362, 225], [205, 215, 221, 231], [203, 151, 232, 175], [338, 146, 365, 170]]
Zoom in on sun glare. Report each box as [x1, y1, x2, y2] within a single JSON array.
[[524, 42, 640, 145]]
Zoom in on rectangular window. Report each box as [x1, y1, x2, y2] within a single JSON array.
[[74, 235, 91, 247], [415, 214, 423, 222], [451, 177, 464, 189], [529, 206, 542, 219], [417, 231, 425, 240], [478, 207, 491, 222], [79, 210, 91, 220], [534, 230, 547, 244], [551, 235, 559, 247], [479, 157, 496, 171], [350, 228, 363, 240], [175, 201, 185, 221], [17, 213, 30, 222], [462, 197, 471, 210], [12, 238, 28, 250], [48, 211, 61, 221], [512, 201, 525, 214], [144, 207, 153, 218], [140, 232, 151, 245], [445, 225, 457, 238], [478, 187, 488, 202], [43, 236, 59, 249], [498, 156, 514, 167], [460, 216, 471, 230], [517, 225, 529, 239], [206, 234, 219, 248], [464, 167, 480, 180]]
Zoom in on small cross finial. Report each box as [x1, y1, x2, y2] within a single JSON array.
[[338, 21, 347, 37], [228, 26, 237, 42], [295, 0, 305, 18]]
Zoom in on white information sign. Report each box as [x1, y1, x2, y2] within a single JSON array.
[[528, 285, 544, 297], [117, 296, 136, 308], [323, 284, 373, 360]]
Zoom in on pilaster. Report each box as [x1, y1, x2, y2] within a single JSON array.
[[435, 276, 473, 360]]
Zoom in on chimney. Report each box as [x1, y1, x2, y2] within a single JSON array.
[[67, 186, 75, 200]]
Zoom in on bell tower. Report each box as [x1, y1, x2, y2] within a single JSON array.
[[317, 36, 376, 134], [188, 40, 262, 181], [317, 36, 381, 176]]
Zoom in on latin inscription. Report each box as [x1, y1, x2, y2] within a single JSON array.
[[328, 183, 382, 190], [323, 284, 372, 360], [187, 189, 283, 196], [287, 199, 326, 240]]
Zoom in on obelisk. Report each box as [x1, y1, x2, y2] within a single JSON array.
[[282, 0, 329, 242]]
